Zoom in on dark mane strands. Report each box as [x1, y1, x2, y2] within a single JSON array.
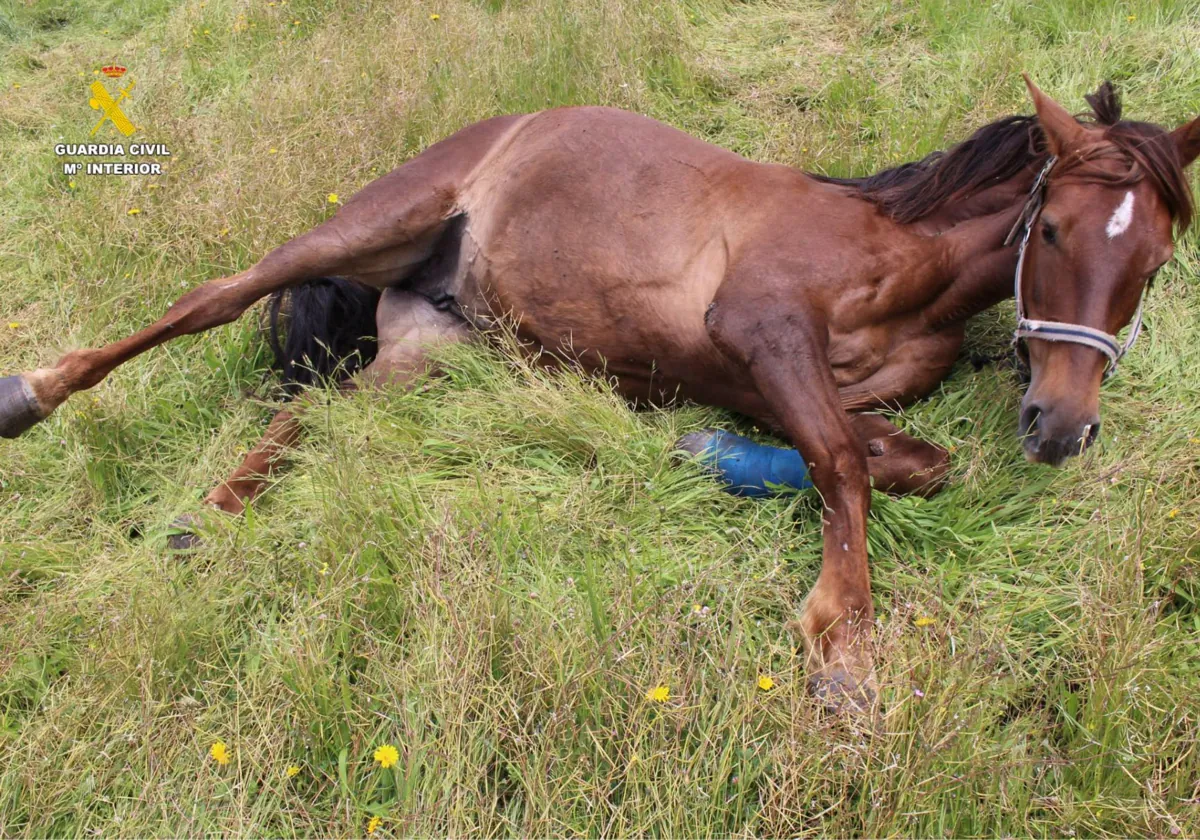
[[812, 115, 1045, 225], [818, 81, 1193, 231]]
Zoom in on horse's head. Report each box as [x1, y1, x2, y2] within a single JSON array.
[[1015, 76, 1199, 466]]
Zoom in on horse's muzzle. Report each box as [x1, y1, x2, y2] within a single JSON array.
[[1019, 401, 1100, 467]]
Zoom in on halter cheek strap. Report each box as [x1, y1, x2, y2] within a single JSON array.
[[1006, 155, 1147, 380]]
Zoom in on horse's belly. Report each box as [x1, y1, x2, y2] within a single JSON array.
[[447, 182, 736, 388]]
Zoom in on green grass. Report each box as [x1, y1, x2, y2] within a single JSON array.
[[2, 0, 1200, 835]]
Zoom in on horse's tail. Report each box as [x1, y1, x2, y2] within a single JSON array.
[[266, 277, 381, 395]]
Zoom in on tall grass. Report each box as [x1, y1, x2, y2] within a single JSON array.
[[1, 0, 1199, 835]]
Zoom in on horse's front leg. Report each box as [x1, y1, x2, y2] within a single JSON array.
[[706, 290, 876, 713], [851, 413, 950, 497]]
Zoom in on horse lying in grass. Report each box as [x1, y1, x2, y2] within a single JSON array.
[[3, 76, 1197, 712]]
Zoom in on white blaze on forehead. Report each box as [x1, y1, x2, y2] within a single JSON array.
[[1105, 190, 1135, 239]]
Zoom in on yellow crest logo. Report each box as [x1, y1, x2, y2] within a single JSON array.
[[89, 67, 136, 137]]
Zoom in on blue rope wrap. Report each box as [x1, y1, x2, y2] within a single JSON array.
[[693, 430, 814, 497]]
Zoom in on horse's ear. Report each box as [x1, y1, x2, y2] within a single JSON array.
[[1023, 73, 1086, 157], [1171, 116, 1200, 168]]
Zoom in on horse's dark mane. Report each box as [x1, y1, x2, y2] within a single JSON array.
[[815, 82, 1193, 231]]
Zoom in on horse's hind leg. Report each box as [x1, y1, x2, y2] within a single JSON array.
[[1, 198, 452, 440], [168, 290, 470, 548], [851, 413, 950, 497], [0, 113, 525, 439]]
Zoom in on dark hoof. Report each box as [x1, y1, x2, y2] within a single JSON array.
[[0, 376, 43, 439], [808, 668, 877, 716], [166, 515, 204, 551]]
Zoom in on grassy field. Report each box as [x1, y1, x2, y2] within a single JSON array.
[[2, 0, 1200, 835]]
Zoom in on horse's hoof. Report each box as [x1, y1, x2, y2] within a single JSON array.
[[808, 667, 877, 716], [673, 429, 720, 460], [0, 376, 43, 439], [166, 515, 204, 551]]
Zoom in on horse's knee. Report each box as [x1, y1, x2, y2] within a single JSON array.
[[852, 414, 950, 497]]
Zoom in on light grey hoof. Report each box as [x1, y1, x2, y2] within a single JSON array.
[[166, 514, 204, 551], [673, 429, 720, 460], [0, 376, 43, 439], [808, 668, 877, 716]]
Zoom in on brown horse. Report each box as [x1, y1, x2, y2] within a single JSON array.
[[2, 76, 1197, 711]]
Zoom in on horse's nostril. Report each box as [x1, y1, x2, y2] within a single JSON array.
[[1082, 419, 1101, 449], [1019, 404, 1043, 439]]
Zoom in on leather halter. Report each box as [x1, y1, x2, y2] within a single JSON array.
[[1005, 155, 1146, 379]]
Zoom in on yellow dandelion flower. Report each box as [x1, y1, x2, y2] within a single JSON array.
[[1191, 437, 1200, 445], [1127, 14, 1136, 21], [285, 764, 301, 778], [148, 184, 159, 189], [8, 322, 19, 329], [1169, 509, 1179, 518], [12, 83, 20, 89], [430, 13, 440, 20], [219, 227, 230, 236], [374, 744, 399, 768], [327, 193, 339, 204], [757, 675, 775, 692], [647, 685, 670, 703], [68, 180, 76, 189], [209, 741, 230, 765], [127, 208, 141, 216], [914, 616, 935, 627], [367, 816, 383, 834], [268, 147, 278, 154], [293, 19, 300, 25]]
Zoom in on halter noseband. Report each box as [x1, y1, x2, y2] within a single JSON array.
[[1005, 155, 1146, 379]]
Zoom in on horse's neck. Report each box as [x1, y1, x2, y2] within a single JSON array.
[[910, 174, 1031, 236], [918, 176, 1034, 330]]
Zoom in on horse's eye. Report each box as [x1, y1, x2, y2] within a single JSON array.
[[1041, 221, 1057, 245]]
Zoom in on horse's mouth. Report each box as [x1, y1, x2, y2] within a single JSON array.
[[1020, 415, 1099, 467]]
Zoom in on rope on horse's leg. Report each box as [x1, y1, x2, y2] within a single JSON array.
[[675, 429, 814, 497]]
